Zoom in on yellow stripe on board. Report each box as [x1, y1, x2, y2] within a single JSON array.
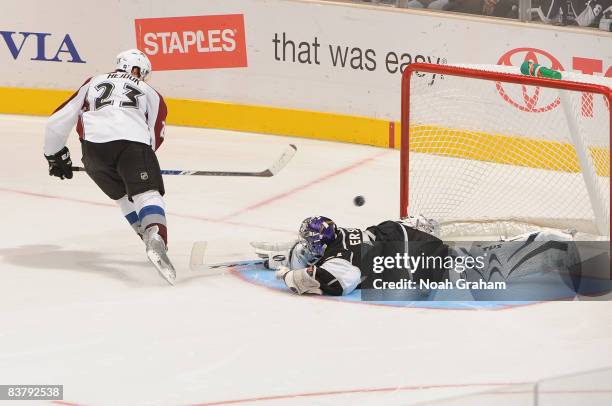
[[0, 86, 608, 177], [0, 87, 74, 116], [411, 125, 609, 177], [165, 98, 390, 147], [0, 86, 389, 147]]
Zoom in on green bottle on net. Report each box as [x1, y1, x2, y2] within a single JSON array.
[[520, 61, 562, 80]]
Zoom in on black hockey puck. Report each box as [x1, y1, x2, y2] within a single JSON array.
[[353, 195, 365, 207]]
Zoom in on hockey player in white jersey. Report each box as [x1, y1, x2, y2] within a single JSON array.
[[43, 49, 175, 285]]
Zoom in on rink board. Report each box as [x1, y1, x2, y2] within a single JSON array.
[[231, 261, 532, 310]]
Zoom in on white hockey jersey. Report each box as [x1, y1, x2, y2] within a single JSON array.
[[44, 72, 167, 155]]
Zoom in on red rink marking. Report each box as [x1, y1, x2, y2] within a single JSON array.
[[0, 187, 294, 234], [1, 149, 390, 232], [193, 382, 530, 405], [388, 121, 395, 149], [46, 385, 612, 405], [1, 148, 390, 233], [220, 150, 391, 221]]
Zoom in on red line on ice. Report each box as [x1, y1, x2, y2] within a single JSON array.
[[0, 187, 294, 234], [192, 382, 530, 405], [1, 148, 390, 232], [220, 150, 391, 221], [46, 385, 612, 405]]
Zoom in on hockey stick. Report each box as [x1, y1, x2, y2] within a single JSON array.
[[189, 241, 265, 275], [71, 144, 297, 177]]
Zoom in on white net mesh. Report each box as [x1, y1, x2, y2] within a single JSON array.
[[404, 64, 611, 239]]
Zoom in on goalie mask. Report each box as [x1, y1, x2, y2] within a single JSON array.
[[299, 216, 337, 256], [115, 49, 152, 80]]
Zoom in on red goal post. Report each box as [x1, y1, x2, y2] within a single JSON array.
[[400, 63, 612, 238]]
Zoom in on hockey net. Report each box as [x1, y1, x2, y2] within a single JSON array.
[[401, 63, 612, 239]]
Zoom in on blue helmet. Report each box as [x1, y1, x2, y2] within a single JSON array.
[[299, 216, 337, 256]]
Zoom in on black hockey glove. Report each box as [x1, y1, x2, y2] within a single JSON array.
[[44, 146, 73, 180]]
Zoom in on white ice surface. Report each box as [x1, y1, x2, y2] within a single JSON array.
[[0, 115, 611, 406]]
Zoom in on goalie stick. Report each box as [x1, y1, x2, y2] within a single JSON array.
[[189, 241, 265, 275], [71, 144, 297, 177], [189, 240, 297, 274]]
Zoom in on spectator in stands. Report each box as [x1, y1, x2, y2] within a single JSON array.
[[362, 0, 612, 30], [361, 0, 398, 4], [600, 3, 612, 30], [397, 0, 449, 9], [444, 0, 519, 17], [532, 0, 611, 28], [398, 0, 518, 14]]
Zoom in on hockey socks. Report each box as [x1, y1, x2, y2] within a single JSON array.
[[132, 190, 168, 246], [116, 195, 142, 236]]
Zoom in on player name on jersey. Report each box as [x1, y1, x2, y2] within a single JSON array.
[[107, 72, 140, 85]]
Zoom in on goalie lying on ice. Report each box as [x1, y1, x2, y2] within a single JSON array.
[[254, 215, 446, 295], [253, 216, 582, 297]]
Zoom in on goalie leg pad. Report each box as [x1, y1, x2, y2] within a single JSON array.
[[276, 266, 322, 295]]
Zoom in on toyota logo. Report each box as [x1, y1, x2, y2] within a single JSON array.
[[497, 48, 564, 113]]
